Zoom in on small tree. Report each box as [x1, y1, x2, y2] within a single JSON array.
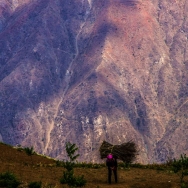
[[60, 142, 86, 187], [172, 154, 188, 184]]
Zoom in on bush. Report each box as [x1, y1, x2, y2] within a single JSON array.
[[60, 172, 86, 187], [56, 160, 64, 167], [28, 181, 42, 188], [24, 146, 35, 155], [73, 175, 86, 187], [172, 154, 188, 183], [181, 182, 188, 188], [0, 172, 20, 188], [24, 146, 35, 165]]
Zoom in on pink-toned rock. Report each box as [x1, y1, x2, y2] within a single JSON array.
[[0, 0, 188, 163]]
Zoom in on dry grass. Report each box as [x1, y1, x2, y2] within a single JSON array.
[[0, 142, 187, 188]]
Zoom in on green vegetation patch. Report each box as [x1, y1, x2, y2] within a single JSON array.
[[0, 172, 21, 188], [28, 181, 42, 188]]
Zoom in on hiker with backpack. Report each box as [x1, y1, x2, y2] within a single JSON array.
[[106, 153, 118, 184]]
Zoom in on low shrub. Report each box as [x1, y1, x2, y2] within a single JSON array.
[[0, 172, 20, 188], [56, 160, 64, 167], [28, 181, 42, 188], [24, 146, 35, 155], [181, 182, 188, 188]]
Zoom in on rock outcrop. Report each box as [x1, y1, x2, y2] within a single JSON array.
[[0, 0, 188, 163]]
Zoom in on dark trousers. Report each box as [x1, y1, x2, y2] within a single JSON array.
[[108, 167, 117, 184]]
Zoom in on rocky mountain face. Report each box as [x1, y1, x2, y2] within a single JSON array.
[[0, 0, 188, 163]]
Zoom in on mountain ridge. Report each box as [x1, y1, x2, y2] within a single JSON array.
[[0, 0, 188, 163]]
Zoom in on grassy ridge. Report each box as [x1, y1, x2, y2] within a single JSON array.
[[0, 142, 187, 188]]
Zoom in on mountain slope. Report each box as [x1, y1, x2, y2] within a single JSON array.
[[0, 0, 188, 163]]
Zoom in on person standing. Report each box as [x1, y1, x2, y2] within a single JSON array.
[[106, 153, 118, 184]]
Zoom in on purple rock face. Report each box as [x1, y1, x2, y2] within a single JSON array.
[[0, 0, 188, 163]]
